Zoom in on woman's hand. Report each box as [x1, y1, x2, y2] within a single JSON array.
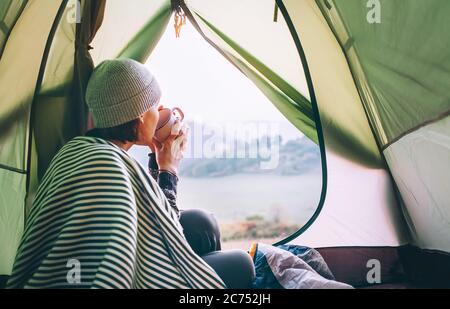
[[150, 119, 188, 175]]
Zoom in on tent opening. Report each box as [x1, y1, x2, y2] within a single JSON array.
[[128, 14, 324, 250]]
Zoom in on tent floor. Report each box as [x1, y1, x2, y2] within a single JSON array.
[[1, 245, 449, 289], [317, 245, 450, 288]]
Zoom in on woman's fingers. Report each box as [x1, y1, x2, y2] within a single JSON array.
[[180, 139, 187, 153], [172, 119, 182, 134], [177, 125, 189, 151], [158, 121, 188, 159]]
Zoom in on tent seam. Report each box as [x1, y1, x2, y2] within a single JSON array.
[[0, 164, 26, 174], [382, 108, 450, 151]]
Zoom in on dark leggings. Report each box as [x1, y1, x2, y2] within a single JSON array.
[[179, 209, 255, 289]]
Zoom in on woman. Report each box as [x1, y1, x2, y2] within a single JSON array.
[[7, 59, 254, 289]]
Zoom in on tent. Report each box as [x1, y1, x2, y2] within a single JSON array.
[[1, 0, 449, 288]]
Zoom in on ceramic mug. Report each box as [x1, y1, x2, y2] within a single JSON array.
[[154, 107, 185, 143]]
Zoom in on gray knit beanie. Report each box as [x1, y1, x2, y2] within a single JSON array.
[[86, 58, 161, 128]]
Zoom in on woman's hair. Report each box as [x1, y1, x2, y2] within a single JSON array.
[[85, 118, 140, 143]]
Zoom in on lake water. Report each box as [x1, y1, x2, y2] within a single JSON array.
[[129, 146, 322, 245], [177, 173, 322, 227]]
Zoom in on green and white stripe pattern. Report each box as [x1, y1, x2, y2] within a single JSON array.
[[7, 136, 225, 289]]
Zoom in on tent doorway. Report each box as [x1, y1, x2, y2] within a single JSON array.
[[128, 14, 323, 250]]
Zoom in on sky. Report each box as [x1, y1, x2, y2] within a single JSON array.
[[143, 16, 305, 141]]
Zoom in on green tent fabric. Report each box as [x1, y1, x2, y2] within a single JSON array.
[[0, 0, 27, 59], [32, 0, 106, 185], [314, 0, 450, 251], [281, 0, 450, 254], [317, 0, 450, 148], [269, 0, 406, 248], [117, 0, 172, 62], [1, 0, 450, 278], [90, 0, 172, 65], [0, 0, 66, 275]]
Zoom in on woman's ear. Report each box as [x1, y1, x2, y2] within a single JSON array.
[[139, 115, 145, 123], [134, 117, 144, 145], [135, 116, 144, 138]]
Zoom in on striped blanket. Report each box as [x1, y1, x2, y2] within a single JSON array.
[[7, 136, 225, 289]]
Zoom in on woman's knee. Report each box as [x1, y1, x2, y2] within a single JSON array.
[[179, 209, 255, 288], [202, 249, 256, 289], [179, 209, 221, 255]]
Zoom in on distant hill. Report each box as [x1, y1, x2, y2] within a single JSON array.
[[179, 136, 320, 177]]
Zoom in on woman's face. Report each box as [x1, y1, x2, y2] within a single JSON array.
[[136, 104, 159, 146]]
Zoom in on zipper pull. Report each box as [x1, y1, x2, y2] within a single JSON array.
[[174, 5, 186, 38]]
